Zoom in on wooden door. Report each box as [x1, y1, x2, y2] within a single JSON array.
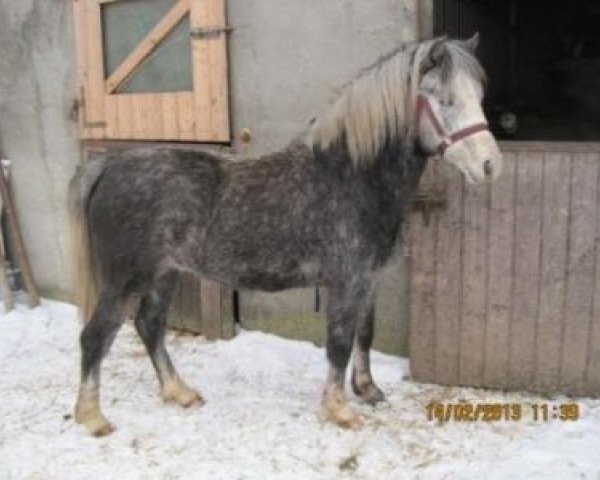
[[73, 0, 230, 142], [409, 143, 600, 397]]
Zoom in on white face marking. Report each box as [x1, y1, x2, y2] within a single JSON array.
[[418, 70, 503, 183]]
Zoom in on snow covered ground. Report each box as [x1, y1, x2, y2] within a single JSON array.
[[1, 299, 599, 480]]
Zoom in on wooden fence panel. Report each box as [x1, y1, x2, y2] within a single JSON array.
[[562, 154, 598, 394], [588, 162, 600, 388], [408, 163, 438, 378], [409, 143, 600, 397], [508, 152, 543, 390], [459, 166, 488, 385], [535, 153, 570, 391], [433, 164, 463, 385], [483, 153, 515, 388]]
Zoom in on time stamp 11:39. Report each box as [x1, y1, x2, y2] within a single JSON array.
[[426, 402, 580, 423]]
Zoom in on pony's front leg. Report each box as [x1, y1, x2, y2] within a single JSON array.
[[351, 305, 386, 405], [322, 281, 371, 430]]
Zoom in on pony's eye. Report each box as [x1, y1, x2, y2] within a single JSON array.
[[440, 97, 454, 107]]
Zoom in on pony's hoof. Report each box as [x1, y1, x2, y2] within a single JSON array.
[[91, 420, 116, 437], [322, 403, 365, 430], [358, 384, 387, 406], [74, 406, 115, 437], [161, 380, 205, 408], [351, 374, 387, 406], [179, 390, 205, 408], [342, 412, 365, 430], [322, 386, 364, 430]]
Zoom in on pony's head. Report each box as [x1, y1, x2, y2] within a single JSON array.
[[311, 34, 501, 183], [412, 34, 502, 183]]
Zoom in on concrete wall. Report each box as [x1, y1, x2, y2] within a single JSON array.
[[0, 0, 80, 299], [227, 0, 422, 153], [0, 0, 432, 353]]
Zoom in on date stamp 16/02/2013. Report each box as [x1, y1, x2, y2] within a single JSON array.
[[426, 402, 580, 423]]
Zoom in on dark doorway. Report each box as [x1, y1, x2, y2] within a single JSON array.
[[434, 0, 600, 141]]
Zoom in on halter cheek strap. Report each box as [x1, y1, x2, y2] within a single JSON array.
[[415, 94, 489, 156]]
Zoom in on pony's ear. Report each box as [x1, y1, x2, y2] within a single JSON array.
[[465, 32, 480, 54], [420, 37, 449, 76]]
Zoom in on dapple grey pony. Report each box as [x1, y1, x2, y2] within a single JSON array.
[[69, 34, 501, 436]]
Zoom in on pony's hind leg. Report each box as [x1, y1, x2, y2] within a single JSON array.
[[351, 305, 386, 405], [134, 272, 203, 408], [75, 288, 126, 436]]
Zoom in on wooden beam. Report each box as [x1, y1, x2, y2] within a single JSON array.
[[190, 0, 211, 139], [105, 0, 191, 94], [191, 0, 230, 141], [200, 279, 222, 340], [206, 0, 230, 141], [84, 0, 107, 138]]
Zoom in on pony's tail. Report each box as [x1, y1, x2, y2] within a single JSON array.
[[69, 156, 107, 324]]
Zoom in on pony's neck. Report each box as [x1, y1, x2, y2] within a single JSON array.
[[372, 139, 429, 207], [311, 42, 424, 169]]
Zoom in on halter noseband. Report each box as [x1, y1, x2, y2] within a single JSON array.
[[415, 94, 489, 156]]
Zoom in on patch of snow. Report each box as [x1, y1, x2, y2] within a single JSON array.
[[0, 299, 599, 479]]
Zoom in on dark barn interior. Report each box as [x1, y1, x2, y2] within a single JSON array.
[[434, 0, 600, 141]]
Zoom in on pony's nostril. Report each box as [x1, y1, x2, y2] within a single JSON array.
[[483, 160, 493, 176]]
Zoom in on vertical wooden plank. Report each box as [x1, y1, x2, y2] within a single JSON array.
[[207, 0, 230, 141], [459, 173, 488, 386], [562, 153, 598, 395], [434, 163, 463, 385], [177, 93, 195, 140], [116, 94, 133, 139], [169, 272, 203, 333], [508, 152, 543, 389], [131, 96, 149, 140], [586, 154, 600, 395], [84, 0, 106, 139], [104, 94, 118, 138], [408, 161, 437, 382], [484, 152, 516, 388], [535, 153, 570, 391], [190, 0, 212, 140], [200, 279, 222, 340], [168, 274, 186, 331], [146, 94, 164, 139], [220, 286, 235, 340], [161, 93, 180, 140]]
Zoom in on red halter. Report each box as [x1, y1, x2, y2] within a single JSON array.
[[415, 94, 489, 156]]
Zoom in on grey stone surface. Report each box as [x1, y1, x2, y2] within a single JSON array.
[[0, 0, 80, 298], [227, 0, 421, 154]]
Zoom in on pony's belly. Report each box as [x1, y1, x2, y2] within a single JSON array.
[[203, 258, 323, 292], [236, 271, 314, 292]]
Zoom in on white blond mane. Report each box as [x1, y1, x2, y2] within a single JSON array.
[[311, 38, 479, 168]]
